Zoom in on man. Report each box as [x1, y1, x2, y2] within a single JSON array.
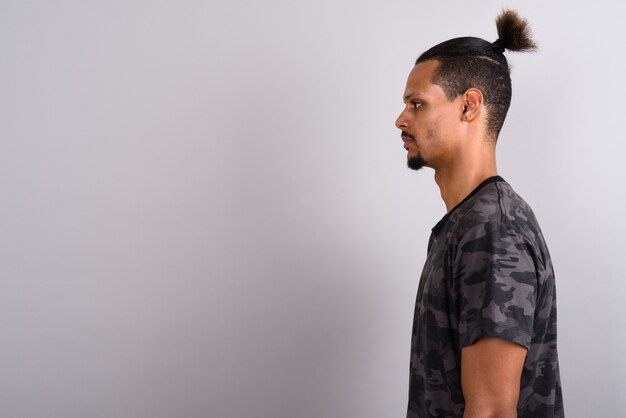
[[396, 10, 564, 418]]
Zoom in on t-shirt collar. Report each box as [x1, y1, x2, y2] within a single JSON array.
[[431, 175, 505, 236]]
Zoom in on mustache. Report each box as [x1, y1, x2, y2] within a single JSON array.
[[401, 131, 415, 141]]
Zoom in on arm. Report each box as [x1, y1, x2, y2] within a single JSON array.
[[461, 337, 527, 418]]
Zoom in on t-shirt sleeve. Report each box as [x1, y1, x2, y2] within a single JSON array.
[[452, 221, 538, 349]]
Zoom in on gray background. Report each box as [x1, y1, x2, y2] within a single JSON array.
[[1, 0, 624, 417]]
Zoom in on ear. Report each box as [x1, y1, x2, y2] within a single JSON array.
[[461, 88, 484, 122]]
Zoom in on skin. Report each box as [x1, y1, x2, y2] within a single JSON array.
[[396, 59, 498, 211], [396, 59, 528, 417], [461, 338, 528, 418]]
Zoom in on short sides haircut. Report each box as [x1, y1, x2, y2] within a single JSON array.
[[416, 10, 537, 140]]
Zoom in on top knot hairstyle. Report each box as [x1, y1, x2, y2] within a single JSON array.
[[495, 9, 538, 53], [416, 9, 537, 139]]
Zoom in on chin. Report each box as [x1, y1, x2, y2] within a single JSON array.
[[407, 155, 427, 171]]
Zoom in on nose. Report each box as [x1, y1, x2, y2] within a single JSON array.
[[395, 109, 408, 130]]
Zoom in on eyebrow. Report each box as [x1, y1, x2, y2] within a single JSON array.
[[403, 92, 423, 102]]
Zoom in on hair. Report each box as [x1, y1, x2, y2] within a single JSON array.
[[415, 9, 537, 140]]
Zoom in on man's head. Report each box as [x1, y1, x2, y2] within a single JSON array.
[[397, 60, 478, 171], [396, 10, 537, 171]]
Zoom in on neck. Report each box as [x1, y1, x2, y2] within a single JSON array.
[[433, 148, 498, 212]]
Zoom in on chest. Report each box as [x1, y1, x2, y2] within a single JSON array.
[[415, 233, 458, 327]]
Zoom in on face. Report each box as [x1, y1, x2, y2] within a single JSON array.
[[395, 60, 464, 171]]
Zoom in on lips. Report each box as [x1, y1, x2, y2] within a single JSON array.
[[402, 135, 414, 150], [400, 129, 416, 153]]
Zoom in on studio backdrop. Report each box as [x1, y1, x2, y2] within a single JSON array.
[[1, 1, 625, 417]]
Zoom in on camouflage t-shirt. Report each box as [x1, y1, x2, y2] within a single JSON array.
[[407, 176, 563, 418]]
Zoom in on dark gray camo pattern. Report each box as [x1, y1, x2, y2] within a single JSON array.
[[407, 178, 563, 418]]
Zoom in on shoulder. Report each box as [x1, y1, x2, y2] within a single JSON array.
[[447, 181, 505, 243], [446, 181, 549, 266], [449, 180, 542, 241], [495, 182, 546, 245]]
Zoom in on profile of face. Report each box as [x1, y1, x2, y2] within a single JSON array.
[[395, 60, 465, 171]]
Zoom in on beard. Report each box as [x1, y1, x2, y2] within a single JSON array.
[[402, 130, 426, 171], [407, 154, 426, 171]]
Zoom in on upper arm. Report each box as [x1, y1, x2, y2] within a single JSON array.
[[452, 221, 539, 416], [453, 221, 538, 349], [461, 337, 527, 418]]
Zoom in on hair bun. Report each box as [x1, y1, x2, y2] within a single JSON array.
[[495, 9, 538, 52]]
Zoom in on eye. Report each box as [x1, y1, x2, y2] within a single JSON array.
[[412, 101, 421, 110]]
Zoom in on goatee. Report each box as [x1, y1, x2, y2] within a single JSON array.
[[407, 155, 426, 171]]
